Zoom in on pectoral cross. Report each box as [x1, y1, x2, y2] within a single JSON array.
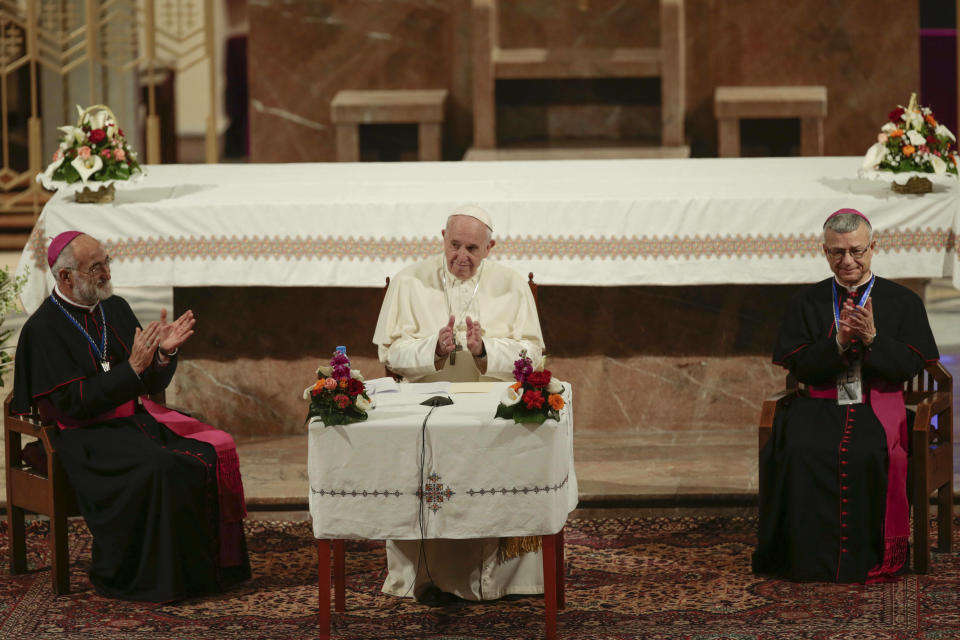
[[450, 340, 463, 365]]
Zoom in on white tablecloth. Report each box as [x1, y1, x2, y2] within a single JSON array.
[[307, 382, 577, 540], [17, 157, 960, 312]]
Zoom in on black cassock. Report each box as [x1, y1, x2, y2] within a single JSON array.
[[13, 292, 250, 602], [752, 276, 938, 582]]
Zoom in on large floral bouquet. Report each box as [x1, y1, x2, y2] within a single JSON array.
[[495, 350, 565, 425], [37, 104, 143, 193], [303, 349, 371, 426], [861, 93, 959, 181]]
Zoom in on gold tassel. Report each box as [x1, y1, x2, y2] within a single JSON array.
[[497, 535, 542, 563]]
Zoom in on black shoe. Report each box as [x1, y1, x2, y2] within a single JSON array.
[[500, 593, 534, 602], [416, 585, 460, 607]]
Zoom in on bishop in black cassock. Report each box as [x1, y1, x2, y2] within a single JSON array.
[[753, 209, 939, 583], [13, 231, 250, 602]]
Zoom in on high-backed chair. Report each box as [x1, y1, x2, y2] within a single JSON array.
[[758, 362, 953, 573], [5, 390, 167, 594]]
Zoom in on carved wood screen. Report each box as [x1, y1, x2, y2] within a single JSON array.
[[0, 0, 216, 222]]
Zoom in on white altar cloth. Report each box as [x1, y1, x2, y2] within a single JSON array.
[[307, 382, 577, 540], [17, 157, 960, 313]]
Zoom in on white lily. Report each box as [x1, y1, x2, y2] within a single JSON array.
[[862, 142, 887, 170], [500, 385, 522, 407], [533, 355, 547, 372], [935, 124, 956, 142], [43, 154, 64, 175], [57, 124, 85, 146], [881, 122, 897, 133], [906, 129, 926, 147], [302, 385, 314, 400], [546, 378, 563, 394], [316, 364, 333, 377], [350, 369, 364, 381], [85, 107, 107, 131], [70, 154, 103, 183], [930, 154, 947, 176], [355, 395, 372, 412], [903, 109, 924, 131]]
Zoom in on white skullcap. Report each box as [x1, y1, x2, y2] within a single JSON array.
[[448, 204, 493, 232]]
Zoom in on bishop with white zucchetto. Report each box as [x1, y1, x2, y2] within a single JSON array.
[[372, 205, 546, 604]]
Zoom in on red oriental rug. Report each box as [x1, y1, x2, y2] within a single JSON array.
[[1, 515, 958, 639]]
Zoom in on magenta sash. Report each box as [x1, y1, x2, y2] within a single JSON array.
[[141, 397, 247, 567], [808, 382, 909, 580], [45, 399, 136, 429]]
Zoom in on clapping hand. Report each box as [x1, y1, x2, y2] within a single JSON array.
[[838, 297, 876, 345], [158, 308, 196, 357], [465, 316, 484, 356], [130, 321, 161, 374], [436, 315, 456, 357]]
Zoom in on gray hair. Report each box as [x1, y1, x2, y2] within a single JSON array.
[[50, 242, 79, 281], [822, 212, 873, 241]]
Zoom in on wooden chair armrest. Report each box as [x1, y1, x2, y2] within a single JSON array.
[[759, 389, 798, 428], [911, 392, 952, 432], [759, 388, 798, 451]]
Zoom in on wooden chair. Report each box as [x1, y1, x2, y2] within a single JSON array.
[[5, 389, 167, 593], [758, 362, 953, 573], [4, 392, 79, 594], [382, 272, 540, 381]]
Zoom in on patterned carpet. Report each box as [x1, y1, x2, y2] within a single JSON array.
[[1, 515, 958, 640]]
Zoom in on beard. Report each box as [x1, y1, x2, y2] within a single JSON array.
[[74, 276, 113, 305]]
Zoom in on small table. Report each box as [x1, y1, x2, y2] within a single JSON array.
[[307, 381, 577, 639]]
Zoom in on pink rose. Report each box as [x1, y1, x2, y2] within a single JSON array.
[[52, 149, 63, 162], [323, 377, 337, 391], [114, 148, 126, 161], [100, 148, 112, 159], [78, 146, 91, 159]]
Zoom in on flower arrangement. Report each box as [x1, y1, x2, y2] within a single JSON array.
[[495, 350, 565, 425], [861, 93, 959, 193], [303, 348, 371, 426], [36, 104, 144, 202]]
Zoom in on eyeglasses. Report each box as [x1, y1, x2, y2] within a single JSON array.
[[70, 255, 112, 276], [825, 246, 870, 260]]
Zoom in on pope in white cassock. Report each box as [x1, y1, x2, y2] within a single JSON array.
[[372, 205, 546, 604]]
